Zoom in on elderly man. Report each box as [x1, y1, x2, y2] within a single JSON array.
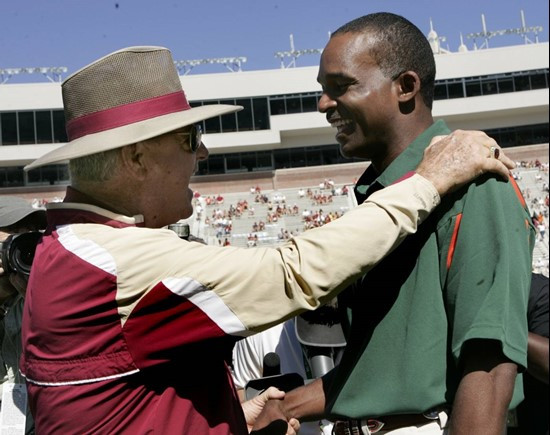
[[254, 13, 534, 435], [20, 46, 513, 434]]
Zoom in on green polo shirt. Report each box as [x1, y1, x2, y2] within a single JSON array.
[[325, 120, 535, 419]]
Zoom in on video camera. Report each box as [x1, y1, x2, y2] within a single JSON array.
[[0, 232, 42, 278]]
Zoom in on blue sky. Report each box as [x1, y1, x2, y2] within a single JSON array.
[[1, 0, 548, 82]]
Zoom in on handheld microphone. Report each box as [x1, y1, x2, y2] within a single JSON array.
[[245, 351, 303, 400], [262, 352, 281, 377]]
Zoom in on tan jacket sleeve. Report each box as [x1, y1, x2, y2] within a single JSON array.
[[76, 174, 439, 333]]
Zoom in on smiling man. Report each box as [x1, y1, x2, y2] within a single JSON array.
[[254, 13, 535, 435], [20, 45, 515, 434]]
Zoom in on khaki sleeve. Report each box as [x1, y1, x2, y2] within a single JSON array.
[[184, 173, 439, 331], [103, 174, 439, 333]]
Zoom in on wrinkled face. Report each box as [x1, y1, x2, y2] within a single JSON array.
[[317, 32, 396, 160], [144, 126, 208, 226]]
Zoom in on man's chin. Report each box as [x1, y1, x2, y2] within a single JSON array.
[[338, 142, 356, 159]]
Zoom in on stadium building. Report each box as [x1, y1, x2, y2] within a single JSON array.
[[0, 23, 548, 198]]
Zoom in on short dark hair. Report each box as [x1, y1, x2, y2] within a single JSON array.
[[332, 12, 436, 109]]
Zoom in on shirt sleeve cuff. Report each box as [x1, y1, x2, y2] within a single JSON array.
[[407, 172, 441, 211]]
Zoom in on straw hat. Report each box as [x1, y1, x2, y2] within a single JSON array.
[[24, 46, 242, 171]]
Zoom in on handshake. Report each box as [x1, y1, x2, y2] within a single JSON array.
[[242, 352, 303, 434], [242, 308, 346, 434], [245, 386, 301, 435]]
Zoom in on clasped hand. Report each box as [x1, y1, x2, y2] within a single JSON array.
[[243, 386, 299, 435]]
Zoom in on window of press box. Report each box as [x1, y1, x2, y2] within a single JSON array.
[[27, 164, 70, 185], [270, 98, 286, 116], [1, 112, 17, 145], [204, 114, 221, 134], [240, 152, 257, 171], [236, 99, 254, 131], [497, 78, 514, 93], [447, 82, 464, 99], [220, 99, 237, 133], [285, 97, 301, 114], [305, 146, 322, 166], [0, 166, 25, 187], [225, 153, 241, 172], [36, 110, 54, 143], [465, 80, 482, 97], [18, 112, 36, 144], [53, 110, 68, 143], [530, 72, 547, 89], [256, 151, 273, 170], [252, 98, 269, 130], [301, 95, 319, 112]]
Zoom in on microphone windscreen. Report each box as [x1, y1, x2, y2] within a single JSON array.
[[262, 352, 281, 377]]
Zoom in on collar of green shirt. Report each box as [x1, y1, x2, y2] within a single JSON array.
[[355, 120, 451, 202]]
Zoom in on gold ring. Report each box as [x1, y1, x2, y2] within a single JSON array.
[[490, 146, 500, 159]]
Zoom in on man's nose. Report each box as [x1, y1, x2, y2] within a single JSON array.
[[318, 93, 337, 113], [196, 142, 209, 161]]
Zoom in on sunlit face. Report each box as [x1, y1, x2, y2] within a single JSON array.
[[143, 126, 208, 227], [317, 32, 396, 161]]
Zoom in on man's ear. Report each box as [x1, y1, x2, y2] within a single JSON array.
[[120, 142, 148, 179], [394, 71, 421, 103]]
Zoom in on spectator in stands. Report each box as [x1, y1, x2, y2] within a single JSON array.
[[20, 45, 513, 434], [535, 257, 548, 275], [254, 13, 534, 434], [0, 196, 47, 434]]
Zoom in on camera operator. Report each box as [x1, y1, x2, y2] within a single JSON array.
[[0, 196, 46, 435]]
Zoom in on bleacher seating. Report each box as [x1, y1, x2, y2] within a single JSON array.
[[182, 166, 549, 276], [189, 183, 354, 248]]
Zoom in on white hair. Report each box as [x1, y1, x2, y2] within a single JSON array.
[[69, 147, 122, 182]]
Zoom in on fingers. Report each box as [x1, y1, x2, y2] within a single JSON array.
[[494, 149, 515, 170], [500, 152, 515, 168], [480, 135, 514, 175], [480, 156, 513, 180], [474, 133, 514, 171], [259, 387, 285, 401], [288, 418, 301, 435], [416, 130, 513, 196]]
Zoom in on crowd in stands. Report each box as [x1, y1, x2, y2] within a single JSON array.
[[203, 207, 233, 240], [195, 178, 353, 247], [302, 208, 344, 230]]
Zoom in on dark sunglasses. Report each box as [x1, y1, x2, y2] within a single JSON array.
[[174, 124, 203, 153]]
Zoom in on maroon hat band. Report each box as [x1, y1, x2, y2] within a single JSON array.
[[66, 90, 191, 141]]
